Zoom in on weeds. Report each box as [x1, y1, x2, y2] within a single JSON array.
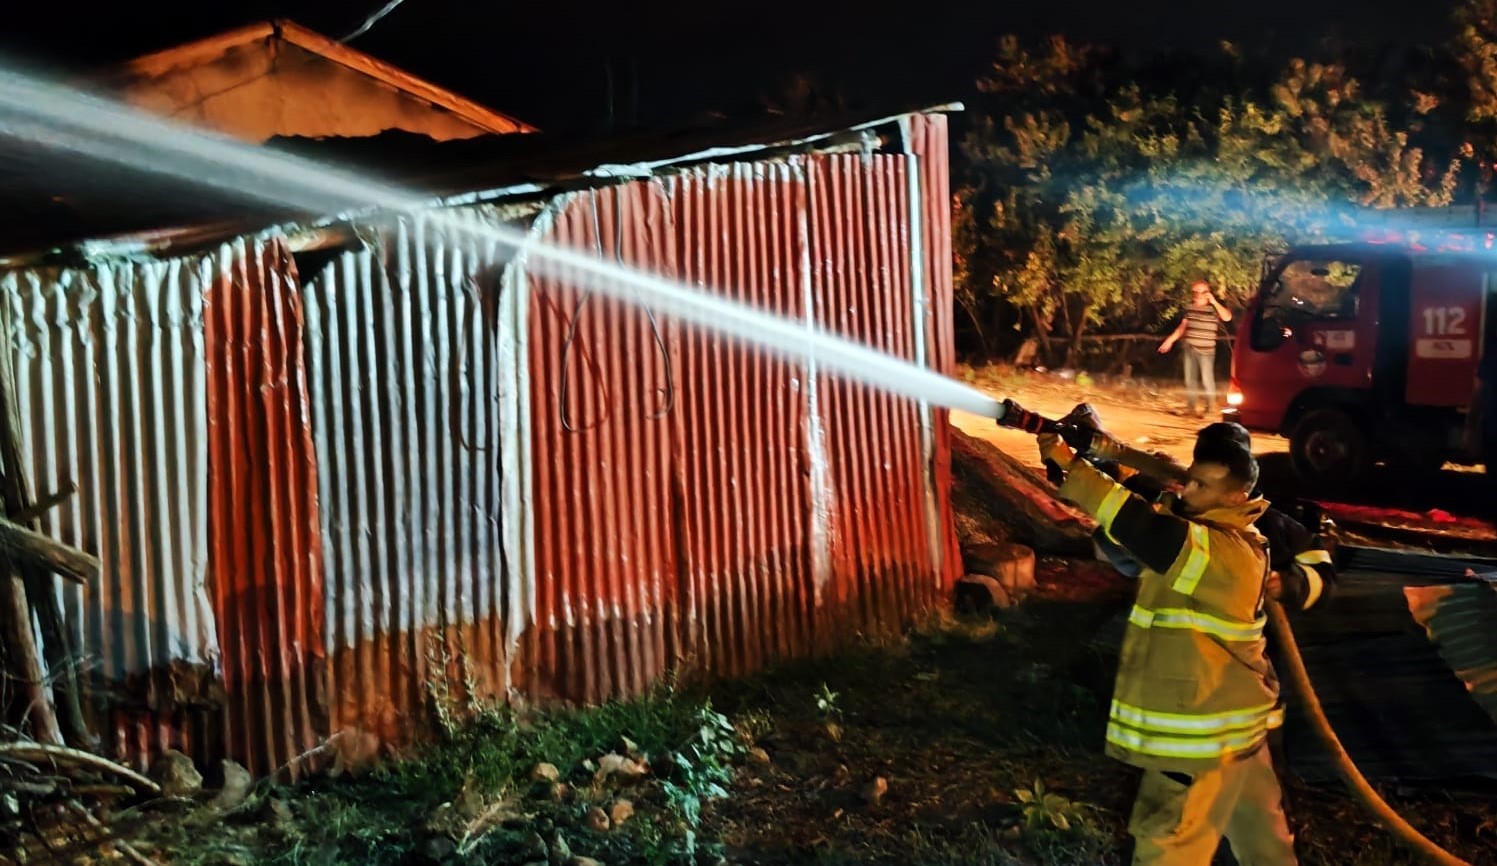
[[657, 703, 743, 859], [1015, 779, 1084, 832], [126, 590, 1497, 866], [1011, 779, 1117, 865], [814, 682, 845, 744], [137, 681, 736, 866]]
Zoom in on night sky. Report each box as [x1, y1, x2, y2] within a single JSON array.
[[0, 1, 1464, 132]]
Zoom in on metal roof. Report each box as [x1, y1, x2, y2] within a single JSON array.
[[0, 102, 961, 263], [108, 20, 537, 137]]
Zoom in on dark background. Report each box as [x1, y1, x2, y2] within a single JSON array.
[[0, 1, 1460, 133]]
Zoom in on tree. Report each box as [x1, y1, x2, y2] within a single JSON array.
[[1450, 0, 1497, 202], [956, 37, 1462, 366], [1455, 0, 1497, 124]]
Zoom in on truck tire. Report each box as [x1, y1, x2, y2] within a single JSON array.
[[1290, 408, 1369, 487]]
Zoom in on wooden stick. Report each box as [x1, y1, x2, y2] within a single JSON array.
[[0, 574, 60, 744], [0, 515, 99, 584], [1, 778, 57, 797], [0, 743, 161, 795], [0, 301, 91, 749], [68, 784, 138, 798], [67, 802, 165, 866], [11, 483, 77, 524]]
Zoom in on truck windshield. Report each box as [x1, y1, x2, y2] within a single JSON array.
[[1263, 258, 1363, 319]]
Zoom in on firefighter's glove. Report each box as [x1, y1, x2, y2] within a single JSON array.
[[1089, 430, 1134, 463], [1037, 433, 1076, 470], [1058, 423, 1098, 455]]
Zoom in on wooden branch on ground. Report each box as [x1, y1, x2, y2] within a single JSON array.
[[0, 742, 161, 795], [68, 802, 166, 866], [0, 515, 99, 584]]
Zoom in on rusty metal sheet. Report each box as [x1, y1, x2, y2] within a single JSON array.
[[663, 163, 817, 676], [904, 114, 964, 588], [1, 255, 219, 768], [204, 237, 328, 777], [300, 212, 513, 755], [0, 108, 962, 773], [1282, 631, 1497, 783], [1281, 562, 1497, 783], [520, 185, 681, 701], [1405, 583, 1497, 726], [807, 153, 942, 634], [518, 147, 959, 698]]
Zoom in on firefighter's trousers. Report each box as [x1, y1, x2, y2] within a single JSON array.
[[1128, 744, 1297, 866]]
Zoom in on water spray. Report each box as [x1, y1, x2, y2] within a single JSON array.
[[0, 66, 1475, 866], [0, 70, 1004, 419]]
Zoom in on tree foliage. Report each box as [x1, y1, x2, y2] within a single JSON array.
[[957, 24, 1470, 364]]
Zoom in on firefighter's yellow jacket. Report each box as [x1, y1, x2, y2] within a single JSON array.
[[1058, 458, 1281, 775]]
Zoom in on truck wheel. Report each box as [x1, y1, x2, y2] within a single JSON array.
[[1290, 408, 1369, 486]]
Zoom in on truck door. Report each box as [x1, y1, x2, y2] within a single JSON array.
[[1405, 259, 1486, 408], [1249, 254, 1380, 399]]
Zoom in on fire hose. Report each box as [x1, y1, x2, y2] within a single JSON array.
[[993, 398, 1474, 866]]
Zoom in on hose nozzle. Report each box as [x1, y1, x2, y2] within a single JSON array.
[[996, 398, 1055, 435], [995, 399, 1100, 453]]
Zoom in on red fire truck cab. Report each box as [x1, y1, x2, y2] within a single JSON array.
[[1225, 236, 1497, 484]]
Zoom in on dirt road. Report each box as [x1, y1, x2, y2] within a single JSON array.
[[952, 365, 1497, 548], [949, 365, 1290, 472]]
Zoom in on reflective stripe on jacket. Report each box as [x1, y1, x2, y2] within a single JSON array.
[[1059, 459, 1280, 774]]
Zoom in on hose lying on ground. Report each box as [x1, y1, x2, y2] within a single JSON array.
[[1264, 599, 1472, 866]]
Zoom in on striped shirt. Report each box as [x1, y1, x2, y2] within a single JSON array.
[[1184, 305, 1220, 353]]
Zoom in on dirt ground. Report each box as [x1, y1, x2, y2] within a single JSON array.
[[948, 363, 1288, 474], [119, 585, 1497, 866], [705, 590, 1497, 866], [951, 364, 1497, 548]]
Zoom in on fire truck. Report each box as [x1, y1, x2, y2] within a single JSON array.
[[1224, 210, 1497, 485]]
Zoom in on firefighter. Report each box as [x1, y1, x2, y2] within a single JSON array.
[[1037, 429, 1297, 866], [1099, 421, 1335, 612]]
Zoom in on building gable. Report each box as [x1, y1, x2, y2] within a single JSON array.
[[114, 20, 533, 144]]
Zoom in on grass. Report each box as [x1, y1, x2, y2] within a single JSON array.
[[131, 583, 1497, 866], [132, 686, 741, 866]]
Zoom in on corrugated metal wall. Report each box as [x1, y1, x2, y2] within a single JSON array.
[[2, 254, 218, 767], [520, 123, 961, 701], [805, 152, 936, 638], [300, 212, 513, 752], [664, 163, 820, 677], [905, 114, 963, 582], [0, 111, 961, 772], [521, 187, 682, 701], [204, 237, 327, 777]]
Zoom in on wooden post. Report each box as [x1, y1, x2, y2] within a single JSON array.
[[1, 572, 60, 744], [0, 303, 93, 748]]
